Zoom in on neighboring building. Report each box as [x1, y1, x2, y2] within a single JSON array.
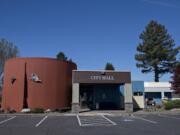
[[172, 92, 180, 100], [119, 81, 145, 109], [132, 81, 145, 109], [144, 82, 173, 105]]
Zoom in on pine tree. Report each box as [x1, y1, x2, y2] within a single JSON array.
[[171, 63, 180, 93], [56, 51, 75, 63], [105, 62, 115, 70], [135, 20, 180, 82], [56, 51, 68, 61]]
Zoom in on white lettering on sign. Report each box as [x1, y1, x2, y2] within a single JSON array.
[[90, 75, 114, 81]]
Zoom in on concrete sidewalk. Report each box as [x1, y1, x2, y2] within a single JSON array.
[[0, 109, 180, 117]]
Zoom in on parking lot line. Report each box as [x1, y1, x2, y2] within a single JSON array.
[[77, 115, 116, 126], [0, 116, 16, 125], [35, 116, 48, 127], [76, 115, 82, 126], [158, 114, 180, 120], [132, 115, 157, 124], [101, 115, 117, 125]]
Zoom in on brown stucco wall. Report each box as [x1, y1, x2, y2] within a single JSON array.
[[2, 58, 77, 112], [2, 60, 25, 112]]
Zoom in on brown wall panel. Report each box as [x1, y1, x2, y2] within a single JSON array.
[[2, 58, 77, 112], [2, 60, 25, 112]]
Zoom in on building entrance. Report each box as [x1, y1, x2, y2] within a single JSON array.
[[80, 84, 122, 110], [80, 85, 94, 109], [72, 70, 133, 113]]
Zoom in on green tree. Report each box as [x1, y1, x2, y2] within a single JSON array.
[[170, 62, 180, 93], [0, 38, 19, 89], [135, 20, 180, 82], [56, 51, 75, 63], [105, 62, 115, 70], [56, 51, 68, 61]]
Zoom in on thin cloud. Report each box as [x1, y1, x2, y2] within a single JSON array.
[[142, 0, 179, 8]]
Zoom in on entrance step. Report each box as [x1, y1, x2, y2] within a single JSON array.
[[79, 108, 91, 113]]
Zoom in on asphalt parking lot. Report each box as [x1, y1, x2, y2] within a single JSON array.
[[0, 113, 180, 135]]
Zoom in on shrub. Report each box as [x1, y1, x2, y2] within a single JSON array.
[[164, 100, 180, 110], [31, 108, 44, 113]]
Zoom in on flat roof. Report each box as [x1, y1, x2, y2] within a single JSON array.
[[144, 82, 171, 88], [72, 70, 131, 73]]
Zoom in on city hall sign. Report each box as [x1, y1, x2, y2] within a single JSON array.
[[90, 75, 114, 81], [72, 71, 131, 84]]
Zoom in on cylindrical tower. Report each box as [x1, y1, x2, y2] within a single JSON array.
[[2, 57, 77, 112]]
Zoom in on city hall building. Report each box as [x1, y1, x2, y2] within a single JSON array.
[[2, 57, 134, 113], [71, 70, 133, 113]]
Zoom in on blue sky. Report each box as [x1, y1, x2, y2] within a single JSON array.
[[0, 0, 179, 81]]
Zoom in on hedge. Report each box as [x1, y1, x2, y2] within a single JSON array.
[[31, 108, 44, 113], [164, 100, 180, 110]]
